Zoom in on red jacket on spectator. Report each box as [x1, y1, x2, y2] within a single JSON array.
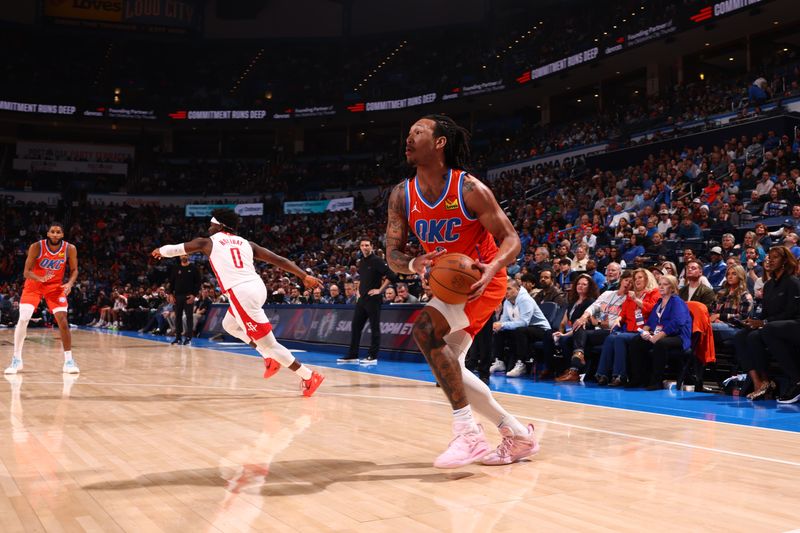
[[619, 288, 660, 332]]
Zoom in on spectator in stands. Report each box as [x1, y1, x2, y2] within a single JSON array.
[[534, 269, 565, 306], [785, 233, 800, 260], [710, 264, 753, 344], [530, 246, 552, 282], [555, 258, 573, 292], [628, 274, 692, 390], [541, 273, 599, 379], [585, 260, 606, 291], [325, 284, 347, 304], [646, 232, 669, 259], [343, 282, 357, 304], [656, 209, 672, 235], [382, 286, 397, 304], [557, 271, 633, 383], [755, 171, 775, 199], [621, 234, 645, 264], [735, 247, 800, 401], [287, 285, 305, 304], [659, 261, 679, 281], [720, 233, 737, 258], [754, 222, 773, 250], [604, 262, 622, 292], [393, 282, 418, 304], [489, 279, 551, 378], [596, 268, 660, 387], [789, 205, 800, 234], [704, 247, 728, 288], [762, 187, 789, 217], [677, 217, 702, 240], [748, 77, 769, 106], [570, 243, 589, 272], [594, 246, 610, 272], [680, 259, 717, 313]]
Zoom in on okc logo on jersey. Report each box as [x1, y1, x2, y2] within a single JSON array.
[[39, 258, 66, 270], [414, 218, 462, 243]]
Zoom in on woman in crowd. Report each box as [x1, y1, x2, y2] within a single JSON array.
[[710, 264, 753, 344], [754, 222, 773, 251], [734, 247, 800, 401], [627, 275, 692, 390], [659, 261, 679, 279], [557, 271, 633, 382], [739, 231, 766, 264], [596, 269, 660, 386], [541, 274, 599, 379]]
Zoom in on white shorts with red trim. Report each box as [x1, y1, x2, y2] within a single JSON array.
[[226, 279, 272, 341]]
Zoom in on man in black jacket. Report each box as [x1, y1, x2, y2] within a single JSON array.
[[170, 254, 201, 345], [339, 238, 397, 365]]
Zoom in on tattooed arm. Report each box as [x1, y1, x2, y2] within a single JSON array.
[[385, 182, 415, 274], [462, 174, 521, 300]]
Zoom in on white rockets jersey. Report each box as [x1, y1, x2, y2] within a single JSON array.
[[208, 232, 259, 292]]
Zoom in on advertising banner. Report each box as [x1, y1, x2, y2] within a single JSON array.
[[13, 159, 128, 175], [486, 142, 609, 180], [43, 0, 123, 22], [202, 304, 424, 352], [185, 203, 263, 217], [16, 141, 134, 163], [283, 197, 354, 214], [0, 100, 76, 116]]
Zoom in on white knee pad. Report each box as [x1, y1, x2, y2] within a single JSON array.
[[254, 332, 294, 367], [222, 312, 251, 344], [18, 304, 34, 322]]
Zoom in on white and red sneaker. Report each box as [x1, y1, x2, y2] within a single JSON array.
[[263, 358, 280, 379], [481, 423, 539, 465], [433, 423, 490, 469]]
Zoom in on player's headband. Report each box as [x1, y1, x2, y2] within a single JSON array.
[[211, 216, 221, 225]]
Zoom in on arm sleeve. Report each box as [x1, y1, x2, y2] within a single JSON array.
[[159, 243, 186, 258]]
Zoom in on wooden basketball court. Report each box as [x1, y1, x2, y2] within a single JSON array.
[[1, 328, 798, 532]]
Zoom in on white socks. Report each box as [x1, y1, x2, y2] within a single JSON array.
[[64, 350, 73, 362], [452, 405, 479, 433]]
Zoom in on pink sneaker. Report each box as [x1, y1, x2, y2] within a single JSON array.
[[481, 423, 539, 465], [433, 424, 490, 469]]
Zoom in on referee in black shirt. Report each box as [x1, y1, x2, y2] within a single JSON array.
[[339, 238, 397, 364], [170, 254, 201, 345]]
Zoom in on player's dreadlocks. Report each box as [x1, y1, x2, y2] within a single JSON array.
[[423, 114, 472, 171], [211, 208, 240, 232]]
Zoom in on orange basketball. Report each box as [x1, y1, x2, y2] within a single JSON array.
[[429, 253, 481, 304]]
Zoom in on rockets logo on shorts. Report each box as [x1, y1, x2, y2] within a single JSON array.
[[246, 321, 258, 332]]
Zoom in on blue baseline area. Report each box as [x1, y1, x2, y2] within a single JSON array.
[[82, 327, 800, 433]]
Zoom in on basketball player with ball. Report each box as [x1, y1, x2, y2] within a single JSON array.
[[385, 114, 538, 468], [151, 208, 325, 397]]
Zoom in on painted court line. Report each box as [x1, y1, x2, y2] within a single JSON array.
[[13, 378, 800, 470], [73, 328, 800, 436]]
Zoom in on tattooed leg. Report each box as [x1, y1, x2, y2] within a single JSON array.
[[412, 308, 468, 409]]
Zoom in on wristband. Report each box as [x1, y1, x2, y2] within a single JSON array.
[[408, 257, 416, 273]]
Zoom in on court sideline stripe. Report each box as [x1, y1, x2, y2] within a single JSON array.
[[14, 378, 800, 470]]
